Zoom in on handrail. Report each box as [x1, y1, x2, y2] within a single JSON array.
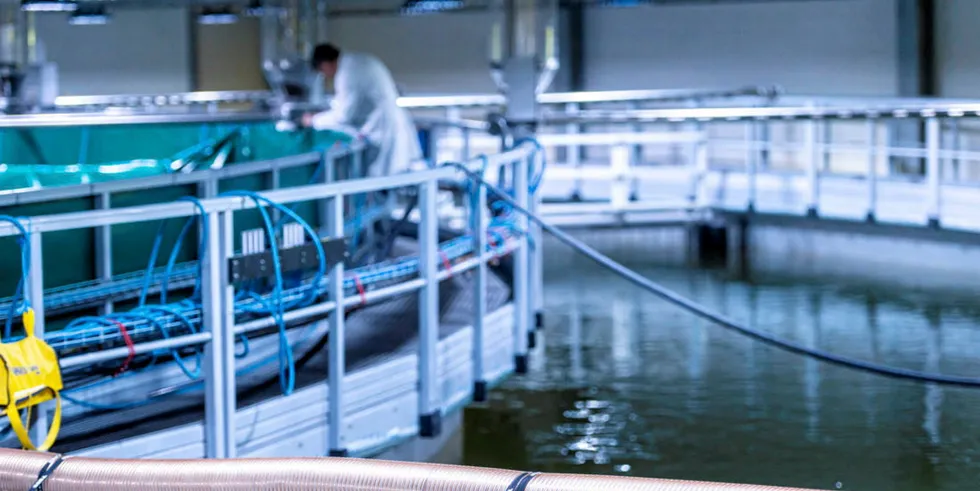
[[41, 85, 781, 111], [0, 144, 531, 237], [0, 449, 822, 490], [542, 102, 980, 123]]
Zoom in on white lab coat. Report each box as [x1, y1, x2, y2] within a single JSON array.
[[311, 52, 422, 178]]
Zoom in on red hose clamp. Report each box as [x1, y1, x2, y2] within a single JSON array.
[[352, 275, 368, 306], [439, 251, 453, 278], [111, 319, 136, 376]]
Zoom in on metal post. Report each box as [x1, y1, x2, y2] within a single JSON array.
[[530, 151, 544, 344], [567, 102, 582, 201], [203, 210, 236, 458], [472, 172, 489, 402], [866, 119, 878, 223], [327, 193, 347, 456], [27, 227, 47, 446], [629, 101, 643, 168], [418, 180, 441, 438], [690, 132, 709, 208], [804, 121, 819, 217], [610, 144, 630, 210], [268, 165, 281, 223], [94, 192, 113, 314], [746, 123, 757, 212], [318, 150, 335, 236], [447, 106, 462, 161], [822, 121, 832, 171], [513, 155, 530, 374], [926, 117, 941, 228]]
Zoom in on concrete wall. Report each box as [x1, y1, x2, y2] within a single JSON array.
[[325, 11, 498, 95], [583, 0, 898, 95], [37, 9, 192, 95], [936, 0, 980, 98], [194, 18, 266, 91], [25, 0, 980, 99], [323, 0, 900, 96]]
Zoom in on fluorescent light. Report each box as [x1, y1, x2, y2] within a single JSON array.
[[69, 4, 108, 25], [244, 0, 283, 17], [197, 8, 238, 25], [401, 0, 463, 15], [21, 0, 77, 12]]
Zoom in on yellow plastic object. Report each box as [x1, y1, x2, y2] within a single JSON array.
[[0, 308, 63, 451]]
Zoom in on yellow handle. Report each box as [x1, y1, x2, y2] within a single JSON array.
[[22, 307, 35, 339], [7, 391, 61, 451]]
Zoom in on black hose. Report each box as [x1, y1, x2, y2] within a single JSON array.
[[453, 162, 980, 389]]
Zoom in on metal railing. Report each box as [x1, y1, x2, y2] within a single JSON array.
[[0, 143, 541, 458]]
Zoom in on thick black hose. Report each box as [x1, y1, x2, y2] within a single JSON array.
[[453, 163, 980, 389]]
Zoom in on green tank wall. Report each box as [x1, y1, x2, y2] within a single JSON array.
[[0, 121, 347, 298]]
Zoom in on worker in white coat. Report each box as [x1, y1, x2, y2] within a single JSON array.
[[302, 43, 423, 178]]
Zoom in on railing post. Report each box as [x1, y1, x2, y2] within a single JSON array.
[[689, 132, 708, 209], [804, 120, 819, 217], [926, 117, 941, 228], [27, 226, 47, 446], [418, 180, 441, 438], [318, 150, 335, 236], [513, 155, 530, 375], [866, 119, 878, 223], [94, 192, 113, 314], [567, 102, 582, 201], [447, 106, 462, 161], [472, 167, 489, 402], [327, 192, 348, 456], [530, 151, 544, 345], [203, 209, 236, 458], [610, 144, 630, 211], [746, 123, 757, 212], [268, 163, 282, 223]]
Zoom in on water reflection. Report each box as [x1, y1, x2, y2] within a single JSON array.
[[463, 260, 980, 491]]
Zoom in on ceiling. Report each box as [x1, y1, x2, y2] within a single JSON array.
[[6, 0, 824, 15]]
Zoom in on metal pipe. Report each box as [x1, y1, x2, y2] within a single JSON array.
[[925, 117, 941, 225], [27, 226, 47, 446], [0, 449, 823, 491], [203, 210, 235, 459], [418, 180, 440, 437], [512, 154, 530, 373], [59, 332, 213, 369], [472, 172, 488, 401], [327, 192, 346, 456]]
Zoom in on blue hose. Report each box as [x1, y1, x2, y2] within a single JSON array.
[[452, 159, 980, 389], [0, 215, 31, 339]]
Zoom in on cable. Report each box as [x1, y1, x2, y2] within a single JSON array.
[[451, 159, 980, 389], [0, 215, 31, 339]]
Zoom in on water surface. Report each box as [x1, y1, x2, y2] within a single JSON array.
[[462, 254, 980, 491]]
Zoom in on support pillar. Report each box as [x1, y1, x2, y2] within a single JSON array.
[[893, 0, 936, 175]]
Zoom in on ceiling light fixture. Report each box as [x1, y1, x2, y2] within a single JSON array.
[[21, 0, 78, 12], [401, 0, 464, 16], [198, 7, 238, 25], [69, 4, 109, 25]]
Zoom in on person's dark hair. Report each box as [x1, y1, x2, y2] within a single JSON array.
[[311, 43, 341, 70]]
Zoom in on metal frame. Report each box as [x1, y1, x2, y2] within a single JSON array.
[[4, 143, 538, 459]]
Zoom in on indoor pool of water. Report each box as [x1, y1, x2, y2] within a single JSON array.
[[461, 251, 980, 491]]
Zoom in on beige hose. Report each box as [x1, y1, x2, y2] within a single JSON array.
[[0, 449, 822, 491]]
